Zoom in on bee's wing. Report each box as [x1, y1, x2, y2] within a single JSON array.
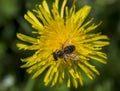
[[65, 54, 79, 61]]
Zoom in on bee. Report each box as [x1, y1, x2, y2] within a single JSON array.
[[52, 45, 79, 61]]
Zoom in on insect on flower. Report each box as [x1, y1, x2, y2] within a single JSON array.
[[17, 0, 110, 88], [52, 45, 79, 61]]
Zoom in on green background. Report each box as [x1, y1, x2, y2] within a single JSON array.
[[0, 0, 120, 91]]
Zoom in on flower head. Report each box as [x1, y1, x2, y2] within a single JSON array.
[[17, 0, 109, 88]]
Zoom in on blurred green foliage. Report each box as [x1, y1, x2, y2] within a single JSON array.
[[0, 0, 120, 91]]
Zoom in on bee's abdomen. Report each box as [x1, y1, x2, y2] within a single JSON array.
[[64, 45, 75, 54]]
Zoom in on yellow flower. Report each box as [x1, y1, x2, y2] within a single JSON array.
[[17, 0, 109, 88]]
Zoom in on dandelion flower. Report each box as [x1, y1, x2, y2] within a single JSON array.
[[17, 0, 109, 88]]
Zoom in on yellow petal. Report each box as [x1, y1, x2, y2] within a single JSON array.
[[88, 55, 107, 64], [17, 33, 38, 44], [16, 43, 39, 50], [32, 63, 50, 79], [44, 66, 53, 84], [72, 78, 78, 88], [42, 0, 50, 14], [61, 0, 67, 18], [24, 11, 44, 30], [67, 76, 71, 88], [78, 63, 94, 79], [85, 21, 102, 33], [51, 72, 59, 87], [84, 61, 100, 75], [73, 5, 91, 28], [83, 35, 109, 43], [78, 72, 83, 86]]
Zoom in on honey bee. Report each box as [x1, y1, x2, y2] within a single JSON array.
[[52, 45, 79, 61]]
